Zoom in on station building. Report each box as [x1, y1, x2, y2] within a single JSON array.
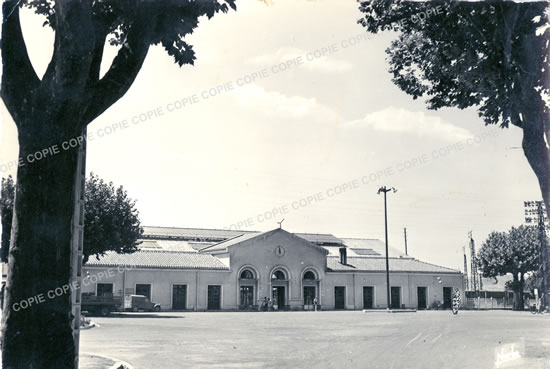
[[81, 226, 464, 311]]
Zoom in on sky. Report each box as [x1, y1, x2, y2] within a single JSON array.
[[0, 0, 543, 272]]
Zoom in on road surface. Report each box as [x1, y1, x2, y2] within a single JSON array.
[[80, 310, 550, 369]]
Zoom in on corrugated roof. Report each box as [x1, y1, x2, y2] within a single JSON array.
[[352, 248, 381, 256], [138, 240, 200, 252], [295, 233, 344, 245], [142, 226, 254, 241], [341, 238, 405, 257], [327, 257, 461, 274], [86, 251, 229, 270]]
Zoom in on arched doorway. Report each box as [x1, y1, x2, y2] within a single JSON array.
[[302, 269, 320, 310], [238, 267, 258, 310], [270, 268, 289, 311]]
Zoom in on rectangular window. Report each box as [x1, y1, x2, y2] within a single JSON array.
[[97, 283, 113, 297], [135, 284, 151, 300]]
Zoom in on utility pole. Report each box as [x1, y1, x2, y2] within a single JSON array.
[[403, 228, 408, 256], [463, 245, 469, 291], [378, 186, 397, 310], [469, 232, 478, 292]]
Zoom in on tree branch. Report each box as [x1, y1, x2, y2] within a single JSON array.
[[41, 0, 95, 98], [0, 0, 41, 125], [83, 6, 155, 124]]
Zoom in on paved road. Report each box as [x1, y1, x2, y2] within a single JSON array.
[[80, 310, 550, 369]]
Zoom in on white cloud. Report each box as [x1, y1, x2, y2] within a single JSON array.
[[344, 106, 474, 141], [233, 84, 341, 123], [248, 47, 352, 73]]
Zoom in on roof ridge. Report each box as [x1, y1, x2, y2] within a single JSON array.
[[132, 250, 205, 254], [143, 225, 257, 233], [341, 237, 383, 241]]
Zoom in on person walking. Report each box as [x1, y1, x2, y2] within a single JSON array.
[[452, 288, 461, 315]]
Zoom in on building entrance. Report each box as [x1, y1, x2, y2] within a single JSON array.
[[172, 285, 187, 310], [334, 286, 345, 309], [207, 285, 221, 310], [272, 286, 285, 310], [240, 286, 254, 308], [391, 286, 401, 309], [363, 286, 374, 309], [443, 287, 452, 309], [417, 287, 427, 310]]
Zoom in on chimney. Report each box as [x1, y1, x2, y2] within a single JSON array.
[[339, 247, 347, 265]]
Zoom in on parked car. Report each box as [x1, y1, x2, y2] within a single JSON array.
[[124, 294, 161, 312]]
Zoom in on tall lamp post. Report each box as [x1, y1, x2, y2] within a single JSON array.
[[378, 186, 397, 310]]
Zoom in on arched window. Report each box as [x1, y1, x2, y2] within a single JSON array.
[[272, 270, 286, 280], [240, 269, 255, 279], [303, 271, 316, 280]]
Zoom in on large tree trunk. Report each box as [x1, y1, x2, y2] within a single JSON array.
[[1, 117, 82, 368], [522, 102, 550, 311], [511, 273, 525, 311], [0, 1, 154, 366]]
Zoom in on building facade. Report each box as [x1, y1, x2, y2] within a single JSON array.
[[81, 227, 464, 311]]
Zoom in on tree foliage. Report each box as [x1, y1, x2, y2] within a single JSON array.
[[0, 176, 15, 263], [358, 0, 550, 307], [358, 0, 548, 128], [477, 225, 542, 309], [83, 173, 143, 264]]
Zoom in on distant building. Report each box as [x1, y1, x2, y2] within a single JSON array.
[[81, 226, 464, 311]]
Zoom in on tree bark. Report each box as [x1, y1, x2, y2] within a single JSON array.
[[511, 273, 522, 311], [1, 119, 82, 368], [0, 1, 157, 366]]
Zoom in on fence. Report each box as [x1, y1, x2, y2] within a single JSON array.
[[464, 297, 513, 310]]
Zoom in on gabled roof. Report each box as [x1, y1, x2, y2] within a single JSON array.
[[200, 228, 329, 255], [86, 250, 229, 270], [327, 256, 461, 274]]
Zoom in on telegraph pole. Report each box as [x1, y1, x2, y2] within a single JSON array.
[[404, 228, 408, 256], [463, 245, 469, 291], [378, 186, 397, 310], [469, 232, 478, 292]]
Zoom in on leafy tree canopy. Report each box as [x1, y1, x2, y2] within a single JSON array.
[[358, 0, 549, 128], [478, 225, 541, 278], [477, 225, 542, 309], [83, 173, 143, 264]]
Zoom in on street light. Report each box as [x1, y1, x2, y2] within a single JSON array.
[[378, 186, 397, 310]]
